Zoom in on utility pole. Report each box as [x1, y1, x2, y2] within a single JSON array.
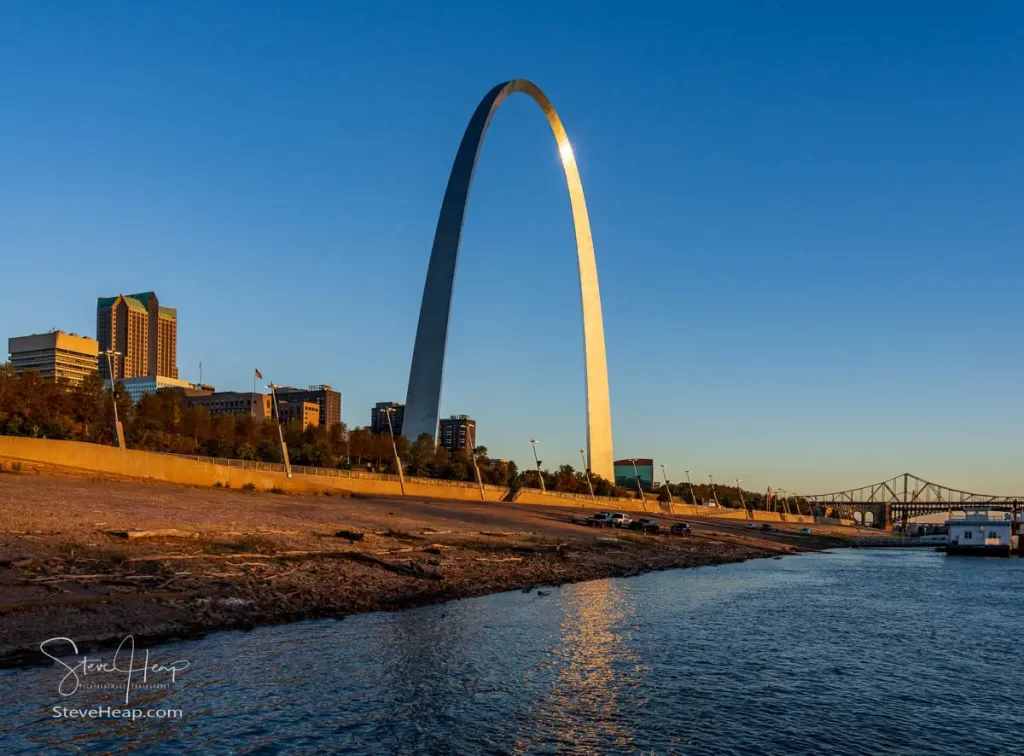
[[685, 470, 697, 508], [661, 464, 675, 513], [529, 439, 545, 492], [629, 458, 648, 512], [381, 406, 406, 495], [100, 349, 126, 449], [266, 382, 292, 478], [709, 474, 720, 507], [580, 449, 596, 506]]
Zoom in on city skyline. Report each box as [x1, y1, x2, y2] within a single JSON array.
[[1, 3, 1022, 493]]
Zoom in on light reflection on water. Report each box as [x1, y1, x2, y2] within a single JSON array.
[[2, 550, 1023, 755]]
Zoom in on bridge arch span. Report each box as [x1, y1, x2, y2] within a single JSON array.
[[404, 80, 613, 479]]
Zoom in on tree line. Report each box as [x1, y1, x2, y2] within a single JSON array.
[[0, 368, 625, 494], [0, 367, 801, 507]]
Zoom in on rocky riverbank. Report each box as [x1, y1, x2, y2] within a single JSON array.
[[0, 463, 828, 667]]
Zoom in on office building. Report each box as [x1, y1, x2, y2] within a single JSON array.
[[186, 392, 272, 420], [278, 400, 320, 429], [439, 415, 476, 451], [371, 402, 405, 436], [96, 292, 178, 381], [110, 375, 195, 404], [613, 458, 655, 487], [8, 331, 99, 385], [275, 385, 341, 428]]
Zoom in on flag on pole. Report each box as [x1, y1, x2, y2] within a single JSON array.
[[254, 368, 263, 380]]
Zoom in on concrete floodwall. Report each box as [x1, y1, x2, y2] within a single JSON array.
[[512, 488, 657, 513], [509, 488, 819, 524], [0, 436, 509, 501]]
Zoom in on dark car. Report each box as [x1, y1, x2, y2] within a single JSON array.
[[628, 518, 660, 534], [759, 523, 773, 532], [586, 512, 613, 527], [670, 522, 692, 536]]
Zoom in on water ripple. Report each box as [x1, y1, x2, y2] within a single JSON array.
[[2, 550, 1022, 755]]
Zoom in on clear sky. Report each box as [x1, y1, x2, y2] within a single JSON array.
[[1, 1, 1021, 494]]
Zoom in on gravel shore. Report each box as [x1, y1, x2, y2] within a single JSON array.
[[0, 463, 835, 667]]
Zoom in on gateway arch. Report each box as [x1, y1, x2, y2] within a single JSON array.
[[404, 79, 614, 480]]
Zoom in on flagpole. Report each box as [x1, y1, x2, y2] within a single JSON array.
[[252, 369, 256, 417]]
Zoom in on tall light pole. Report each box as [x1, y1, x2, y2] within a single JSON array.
[[736, 478, 748, 518], [467, 424, 484, 501], [709, 474, 720, 507], [100, 349, 125, 449], [685, 470, 697, 508], [629, 458, 647, 511], [528, 439, 545, 492], [661, 464, 674, 513], [381, 406, 406, 496], [580, 448, 596, 506], [266, 383, 292, 478]]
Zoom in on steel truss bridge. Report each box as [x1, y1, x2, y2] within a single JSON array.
[[798, 473, 1023, 530]]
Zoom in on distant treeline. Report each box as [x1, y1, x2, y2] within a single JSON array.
[[0, 367, 633, 495]]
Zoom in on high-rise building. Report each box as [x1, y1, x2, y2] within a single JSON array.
[[371, 402, 405, 436], [96, 292, 178, 381], [8, 331, 99, 385], [275, 385, 341, 428], [439, 414, 476, 451]]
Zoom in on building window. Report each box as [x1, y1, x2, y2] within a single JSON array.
[[963, 531, 972, 540]]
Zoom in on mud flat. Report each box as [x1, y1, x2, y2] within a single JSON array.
[[0, 463, 827, 667]]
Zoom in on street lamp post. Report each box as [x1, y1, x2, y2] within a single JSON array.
[[467, 425, 485, 501], [266, 383, 292, 478], [736, 478, 749, 518], [685, 470, 697, 508], [100, 349, 126, 449], [580, 448, 596, 507], [629, 458, 648, 512], [380, 406, 406, 496], [528, 439, 545, 492], [709, 474, 720, 507], [661, 464, 674, 513]]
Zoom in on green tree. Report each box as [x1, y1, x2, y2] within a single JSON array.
[[408, 433, 436, 477]]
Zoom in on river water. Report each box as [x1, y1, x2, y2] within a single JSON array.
[[2, 549, 1021, 755]]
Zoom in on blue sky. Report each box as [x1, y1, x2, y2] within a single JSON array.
[[1, 2, 1022, 493]]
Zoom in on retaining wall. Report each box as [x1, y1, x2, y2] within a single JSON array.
[[0, 436, 509, 501]]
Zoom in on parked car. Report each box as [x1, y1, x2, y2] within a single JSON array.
[[670, 522, 692, 536], [798, 527, 812, 536], [586, 512, 613, 527], [759, 523, 773, 532], [745, 523, 757, 529], [628, 518, 660, 534], [608, 513, 632, 528]]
